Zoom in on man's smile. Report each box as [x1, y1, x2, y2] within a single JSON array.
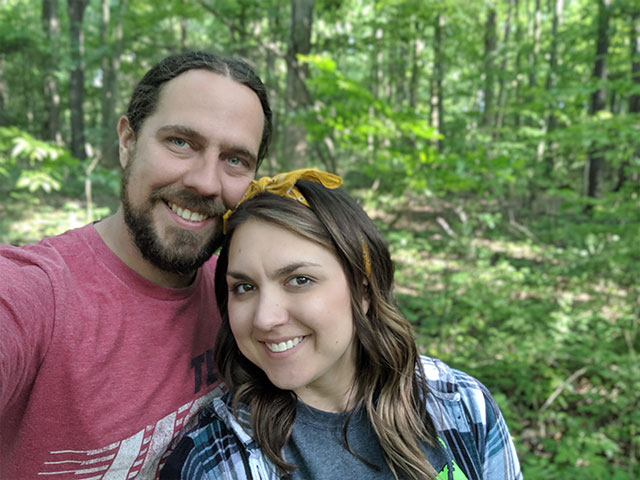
[[167, 200, 209, 222]]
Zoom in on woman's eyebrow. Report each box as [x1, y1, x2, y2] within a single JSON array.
[[227, 262, 322, 281], [227, 271, 252, 281], [275, 262, 321, 277]]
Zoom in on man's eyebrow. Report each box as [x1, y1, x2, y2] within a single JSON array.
[[223, 146, 258, 168], [156, 125, 206, 142]]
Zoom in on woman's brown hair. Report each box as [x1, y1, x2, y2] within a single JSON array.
[[214, 180, 439, 479]]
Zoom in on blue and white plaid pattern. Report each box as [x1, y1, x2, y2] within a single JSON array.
[[160, 356, 522, 480]]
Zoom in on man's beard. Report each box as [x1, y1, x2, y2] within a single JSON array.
[[120, 161, 227, 276]]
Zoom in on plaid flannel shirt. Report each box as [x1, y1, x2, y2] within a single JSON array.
[[160, 356, 522, 480]]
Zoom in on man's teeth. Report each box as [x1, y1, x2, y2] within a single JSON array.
[[266, 336, 304, 353], [168, 201, 208, 222]]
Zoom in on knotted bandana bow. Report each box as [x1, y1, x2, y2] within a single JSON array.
[[222, 168, 343, 233]]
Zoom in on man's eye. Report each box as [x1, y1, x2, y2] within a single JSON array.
[[170, 137, 189, 148], [288, 276, 311, 287], [228, 156, 249, 168]]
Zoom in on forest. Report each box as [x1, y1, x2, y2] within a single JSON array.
[[1, 0, 639, 477]]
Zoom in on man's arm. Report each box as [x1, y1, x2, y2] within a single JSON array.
[[0, 254, 55, 413]]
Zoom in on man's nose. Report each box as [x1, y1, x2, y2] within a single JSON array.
[[182, 151, 223, 197]]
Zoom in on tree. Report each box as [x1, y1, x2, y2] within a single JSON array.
[[283, 0, 314, 168], [543, 0, 564, 179], [630, 9, 640, 115], [0, 56, 6, 125], [615, 6, 640, 191], [528, 0, 541, 89], [67, 0, 89, 160], [585, 0, 611, 202], [431, 13, 444, 150], [481, 6, 497, 127], [99, 0, 126, 168], [494, 0, 514, 134], [41, 0, 62, 145]]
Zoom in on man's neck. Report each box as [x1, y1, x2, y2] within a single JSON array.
[[94, 209, 196, 288]]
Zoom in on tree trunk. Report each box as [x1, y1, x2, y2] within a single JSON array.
[[409, 19, 423, 111], [0, 56, 6, 125], [630, 11, 640, 114], [67, 0, 89, 160], [529, 0, 541, 88], [513, 0, 522, 127], [180, 0, 188, 52], [367, 26, 384, 157], [99, 0, 126, 168], [391, 41, 408, 105], [495, 0, 514, 134], [543, 0, 563, 180], [42, 0, 62, 144], [585, 0, 611, 203], [283, 0, 314, 169], [263, 7, 282, 174], [431, 13, 444, 151], [616, 9, 640, 191], [481, 7, 497, 127]]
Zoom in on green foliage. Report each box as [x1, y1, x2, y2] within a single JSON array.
[[362, 190, 639, 479], [0, 127, 82, 195], [0, 127, 118, 245], [300, 53, 439, 192]]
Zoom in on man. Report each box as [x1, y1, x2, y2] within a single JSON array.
[[0, 51, 272, 479]]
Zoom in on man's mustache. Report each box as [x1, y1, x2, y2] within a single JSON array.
[[151, 186, 228, 218]]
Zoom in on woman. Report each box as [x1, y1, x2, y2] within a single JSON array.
[[161, 169, 522, 480]]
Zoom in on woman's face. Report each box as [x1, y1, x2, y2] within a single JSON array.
[[225, 218, 362, 412]]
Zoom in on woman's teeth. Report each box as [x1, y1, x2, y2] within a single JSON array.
[[266, 336, 304, 353]]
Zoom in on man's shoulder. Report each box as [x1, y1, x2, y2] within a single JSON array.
[[0, 224, 94, 282], [1, 224, 93, 262]]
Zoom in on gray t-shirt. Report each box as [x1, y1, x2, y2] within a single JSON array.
[[283, 401, 448, 479]]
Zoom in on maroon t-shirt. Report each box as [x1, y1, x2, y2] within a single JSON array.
[[0, 224, 222, 479]]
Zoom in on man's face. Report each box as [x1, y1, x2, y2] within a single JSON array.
[[118, 70, 265, 275]]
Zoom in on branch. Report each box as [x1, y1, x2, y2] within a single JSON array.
[[436, 217, 456, 237], [508, 209, 537, 240], [539, 367, 588, 413]]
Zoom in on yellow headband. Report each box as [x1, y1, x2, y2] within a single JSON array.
[[222, 168, 343, 233], [222, 167, 372, 277]]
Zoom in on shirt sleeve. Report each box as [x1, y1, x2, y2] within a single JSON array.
[[475, 381, 523, 480], [0, 253, 55, 413]]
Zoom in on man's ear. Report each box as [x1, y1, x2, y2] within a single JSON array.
[[117, 115, 135, 169]]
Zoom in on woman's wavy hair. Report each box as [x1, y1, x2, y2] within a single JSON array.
[[214, 180, 439, 479]]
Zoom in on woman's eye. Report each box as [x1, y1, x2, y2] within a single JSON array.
[[288, 276, 311, 287], [232, 283, 254, 295]]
